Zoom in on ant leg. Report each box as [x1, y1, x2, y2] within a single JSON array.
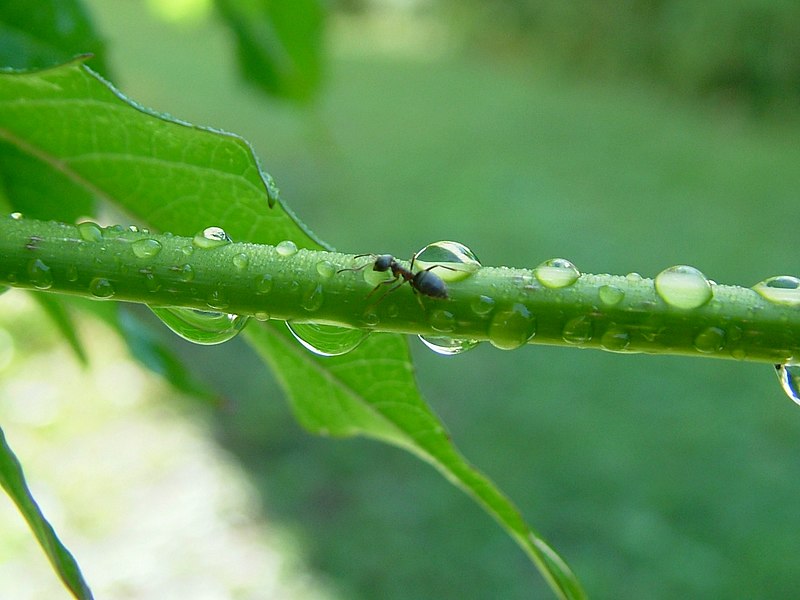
[[365, 275, 401, 300], [337, 254, 376, 274]]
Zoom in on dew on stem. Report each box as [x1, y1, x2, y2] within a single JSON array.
[[654, 265, 713, 309], [150, 307, 249, 345], [488, 303, 536, 350], [192, 226, 231, 249], [418, 336, 480, 356], [534, 258, 580, 289], [131, 238, 163, 259], [276, 240, 298, 257], [76, 221, 103, 243], [753, 276, 800, 307], [413, 241, 481, 282]]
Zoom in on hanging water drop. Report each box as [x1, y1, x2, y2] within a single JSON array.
[[77, 221, 103, 243], [27, 259, 53, 290], [562, 315, 593, 344], [775, 363, 800, 406], [150, 307, 249, 345], [413, 241, 481, 282], [654, 265, 713, 309], [471, 294, 495, 317], [131, 238, 163, 259], [534, 258, 580, 289], [753, 276, 800, 307], [418, 336, 480, 356], [193, 226, 231, 249], [488, 303, 536, 350], [276, 240, 298, 257], [89, 277, 115, 299], [286, 322, 369, 356]]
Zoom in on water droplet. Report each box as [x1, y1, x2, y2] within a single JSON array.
[[127, 225, 139, 232], [413, 241, 481, 282], [693, 327, 725, 354], [626, 272, 643, 282], [654, 265, 713, 309], [562, 315, 593, 344], [362, 311, 380, 327], [150, 307, 249, 345], [77, 221, 103, 243], [534, 258, 580, 289], [471, 294, 495, 316], [65, 265, 79, 282], [753, 276, 800, 307], [89, 277, 115, 298], [418, 336, 480, 356], [256, 274, 274, 294], [601, 326, 630, 352], [177, 264, 194, 282], [316, 260, 336, 279], [10, 212, 22, 220], [193, 226, 231, 249], [775, 363, 800, 406], [253, 311, 270, 322], [144, 272, 161, 292], [131, 238, 162, 259], [276, 240, 298, 257], [598, 285, 624, 306], [302, 284, 324, 312], [27, 259, 53, 289], [232, 253, 249, 272], [429, 309, 455, 333], [286, 322, 369, 356], [488, 303, 536, 350], [207, 288, 229, 310], [264, 172, 280, 208]]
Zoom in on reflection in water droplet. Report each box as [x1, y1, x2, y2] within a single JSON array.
[[753, 276, 800, 307], [276, 240, 298, 257], [429, 309, 455, 333], [233, 253, 249, 272], [256, 274, 274, 294], [131, 238, 162, 259], [562, 315, 593, 344], [693, 327, 725, 354], [598, 285, 624, 306], [89, 277, 115, 298], [193, 226, 231, 249], [150, 307, 249, 345], [600, 326, 630, 352], [775, 363, 800, 406], [302, 284, 324, 312], [10, 212, 22, 220], [534, 258, 580, 289], [27, 259, 53, 289], [77, 221, 103, 243], [413, 240, 481, 282], [654, 265, 713, 309], [471, 295, 495, 316], [418, 336, 480, 356], [488, 303, 536, 350], [316, 260, 336, 279], [286, 322, 369, 356]]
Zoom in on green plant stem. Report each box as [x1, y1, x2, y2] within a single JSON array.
[[0, 216, 796, 364]]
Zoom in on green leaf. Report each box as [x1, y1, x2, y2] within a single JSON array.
[[31, 294, 89, 366], [0, 0, 108, 75], [0, 60, 585, 598], [0, 425, 93, 600], [214, 0, 325, 103]]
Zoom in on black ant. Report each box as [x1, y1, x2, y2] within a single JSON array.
[[339, 253, 454, 306]]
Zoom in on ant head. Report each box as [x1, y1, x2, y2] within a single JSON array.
[[373, 254, 395, 272]]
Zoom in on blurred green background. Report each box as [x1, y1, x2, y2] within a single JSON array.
[[10, 0, 800, 598]]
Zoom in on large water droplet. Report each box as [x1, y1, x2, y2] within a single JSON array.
[[413, 241, 481, 282], [693, 326, 725, 354], [276, 240, 298, 257], [775, 363, 800, 406], [753, 276, 800, 307], [316, 260, 336, 279], [89, 277, 115, 299], [77, 221, 103, 243], [600, 326, 630, 352], [534, 258, 580, 289], [193, 226, 231, 249], [418, 336, 480, 356], [654, 265, 713, 309], [488, 303, 536, 350], [286, 322, 369, 356], [150, 307, 249, 345], [598, 284, 624, 306], [27, 259, 53, 289], [131, 238, 162, 259], [562, 315, 593, 344]]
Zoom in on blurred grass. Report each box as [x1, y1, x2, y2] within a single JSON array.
[[79, 2, 800, 598]]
